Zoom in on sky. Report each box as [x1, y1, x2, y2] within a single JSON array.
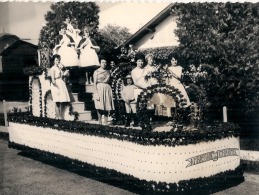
[[0, 1, 170, 45]]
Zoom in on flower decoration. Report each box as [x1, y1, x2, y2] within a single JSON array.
[[24, 66, 44, 76], [29, 76, 42, 117]]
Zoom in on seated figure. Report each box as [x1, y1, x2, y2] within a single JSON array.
[[77, 26, 100, 67], [53, 24, 78, 67]]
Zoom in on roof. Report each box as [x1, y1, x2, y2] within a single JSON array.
[[0, 39, 37, 55], [0, 33, 20, 54], [122, 3, 174, 48]]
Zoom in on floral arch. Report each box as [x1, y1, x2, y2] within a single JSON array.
[[136, 83, 188, 130], [111, 63, 189, 129]]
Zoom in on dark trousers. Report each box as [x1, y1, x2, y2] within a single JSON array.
[[125, 113, 138, 126]]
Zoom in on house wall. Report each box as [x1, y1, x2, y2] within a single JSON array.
[[135, 16, 179, 49]]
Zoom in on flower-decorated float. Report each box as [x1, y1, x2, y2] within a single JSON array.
[[8, 9, 243, 195]]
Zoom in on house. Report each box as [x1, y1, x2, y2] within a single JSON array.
[[121, 3, 179, 57], [0, 33, 38, 101]]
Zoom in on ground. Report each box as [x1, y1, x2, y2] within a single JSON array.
[[1, 136, 259, 195]]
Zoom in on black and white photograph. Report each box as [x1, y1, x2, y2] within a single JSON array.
[[0, 1, 259, 194]]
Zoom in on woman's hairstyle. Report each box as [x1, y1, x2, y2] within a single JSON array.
[[99, 55, 107, 62], [82, 26, 91, 34], [145, 53, 154, 61], [134, 52, 145, 62], [65, 14, 71, 20], [60, 24, 67, 30], [71, 19, 78, 27], [168, 52, 179, 61]]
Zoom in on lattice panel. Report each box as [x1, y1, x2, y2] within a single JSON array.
[[38, 42, 51, 68]]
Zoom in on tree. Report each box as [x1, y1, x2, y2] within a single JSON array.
[[100, 24, 132, 47], [171, 3, 259, 129], [38, 2, 115, 56]]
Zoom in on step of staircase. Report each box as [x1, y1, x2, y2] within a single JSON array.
[[71, 102, 85, 112], [69, 93, 79, 102], [78, 92, 93, 101], [85, 84, 94, 93], [72, 93, 79, 102], [84, 102, 96, 111], [77, 111, 92, 121]]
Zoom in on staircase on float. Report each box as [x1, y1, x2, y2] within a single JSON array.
[[63, 83, 96, 122]]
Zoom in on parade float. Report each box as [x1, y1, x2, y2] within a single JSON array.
[[8, 49, 244, 194], [8, 6, 243, 194]]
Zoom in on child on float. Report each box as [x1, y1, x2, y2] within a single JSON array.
[[121, 75, 137, 127], [50, 54, 70, 120]]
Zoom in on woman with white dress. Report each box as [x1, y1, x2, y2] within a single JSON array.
[[67, 19, 82, 48], [63, 15, 74, 36], [53, 24, 79, 67], [50, 54, 70, 119], [164, 53, 191, 117], [63, 15, 82, 47], [77, 26, 100, 67]]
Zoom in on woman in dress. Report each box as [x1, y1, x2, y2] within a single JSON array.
[[165, 53, 191, 117], [77, 26, 100, 67], [63, 15, 74, 36], [50, 54, 70, 119], [93, 57, 114, 125], [53, 24, 78, 67]]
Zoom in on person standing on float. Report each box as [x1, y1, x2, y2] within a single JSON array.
[[165, 53, 191, 117], [131, 53, 149, 125], [63, 15, 82, 48], [93, 57, 114, 125], [50, 54, 70, 120], [69, 19, 82, 48], [121, 75, 137, 127], [53, 24, 78, 67], [131, 53, 149, 99], [143, 53, 160, 123]]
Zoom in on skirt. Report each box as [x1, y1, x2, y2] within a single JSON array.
[[170, 82, 191, 107], [80, 47, 100, 67], [94, 83, 114, 111], [58, 46, 79, 67], [51, 79, 70, 103]]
